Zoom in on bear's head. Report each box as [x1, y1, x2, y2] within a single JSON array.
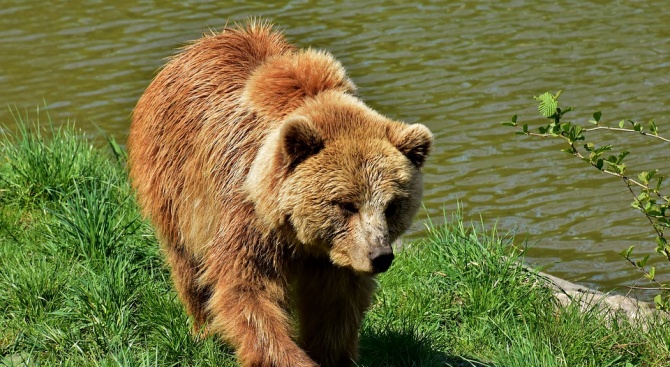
[[245, 92, 432, 274]]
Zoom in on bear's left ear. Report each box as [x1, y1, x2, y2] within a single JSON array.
[[279, 115, 324, 169], [389, 124, 433, 168]]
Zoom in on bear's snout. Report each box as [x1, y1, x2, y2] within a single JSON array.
[[369, 246, 394, 273]]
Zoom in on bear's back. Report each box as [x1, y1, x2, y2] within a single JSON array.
[[128, 22, 290, 244]]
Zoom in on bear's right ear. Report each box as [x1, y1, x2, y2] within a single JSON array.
[[388, 123, 433, 168], [279, 115, 324, 170]]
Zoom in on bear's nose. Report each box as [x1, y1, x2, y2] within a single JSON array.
[[369, 246, 394, 274]]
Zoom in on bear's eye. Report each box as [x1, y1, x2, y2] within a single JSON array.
[[335, 201, 359, 215], [385, 200, 400, 218]]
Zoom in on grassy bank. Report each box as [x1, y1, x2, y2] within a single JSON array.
[[1, 118, 669, 366]]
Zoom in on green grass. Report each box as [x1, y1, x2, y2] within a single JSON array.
[[1, 113, 669, 366]]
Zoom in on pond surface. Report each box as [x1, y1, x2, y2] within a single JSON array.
[[2, 0, 670, 299]]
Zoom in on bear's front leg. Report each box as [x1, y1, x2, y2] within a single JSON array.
[[295, 260, 378, 367], [207, 270, 317, 367]]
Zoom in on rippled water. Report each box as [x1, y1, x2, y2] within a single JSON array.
[[2, 0, 670, 299]]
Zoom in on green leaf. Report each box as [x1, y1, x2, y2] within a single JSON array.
[[619, 120, 625, 128], [656, 176, 665, 191], [522, 123, 528, 133], [634, 122, 642, 132], [617, 151, 630, 164], [562, 122, 571, 133], [636, 191, 650, 203], [648, 170, 657, 181], [658, 217, 670, 226], [648, 206, 663, 217], [592, 111, 602, 123], [643, 201, 652, 212], [656, 236, 667, 248], [654, 294, 665, 309], [512, 114, 518, 123], [561, 147, 576, 154], [645, 266, 655, 280], [535, 92, 558, 118], [501, 122, 517, 127], [570, 125, 583, 142], [636, 254, 650, 268], [649, 119, 658, 135], [595, 145, 612, 154], [638, 171, 650, 185], [595, 159, 604, 170], [619, 245, 635, 259]]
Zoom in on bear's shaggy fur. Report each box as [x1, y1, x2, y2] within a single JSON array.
[[128, 20, 432, 367]]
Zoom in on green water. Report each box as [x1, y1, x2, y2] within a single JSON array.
[[2, 1, 670, 298]]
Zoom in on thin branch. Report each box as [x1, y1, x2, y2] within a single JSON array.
[[521, 130, 655, 192], [523, 132, 554, 138], [584, 125, 670, 143], [625, 285, 670, 291], [622, 256, 666, 287], [567, 142, 651, 190]]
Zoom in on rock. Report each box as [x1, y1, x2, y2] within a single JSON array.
[[536, 270, 656, 324]]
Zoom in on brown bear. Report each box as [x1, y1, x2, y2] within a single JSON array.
[[128, 20, 432, 367]]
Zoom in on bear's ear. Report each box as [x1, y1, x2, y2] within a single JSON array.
[[389, 124, 433, 168], [279, 115, 324, 170]]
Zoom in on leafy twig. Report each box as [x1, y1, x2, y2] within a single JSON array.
[[501, 91, 670, 310]]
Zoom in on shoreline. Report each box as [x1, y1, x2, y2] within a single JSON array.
[[534, 268, 656, 322]]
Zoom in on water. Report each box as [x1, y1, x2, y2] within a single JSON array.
[[2, 0, 670, 299]]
